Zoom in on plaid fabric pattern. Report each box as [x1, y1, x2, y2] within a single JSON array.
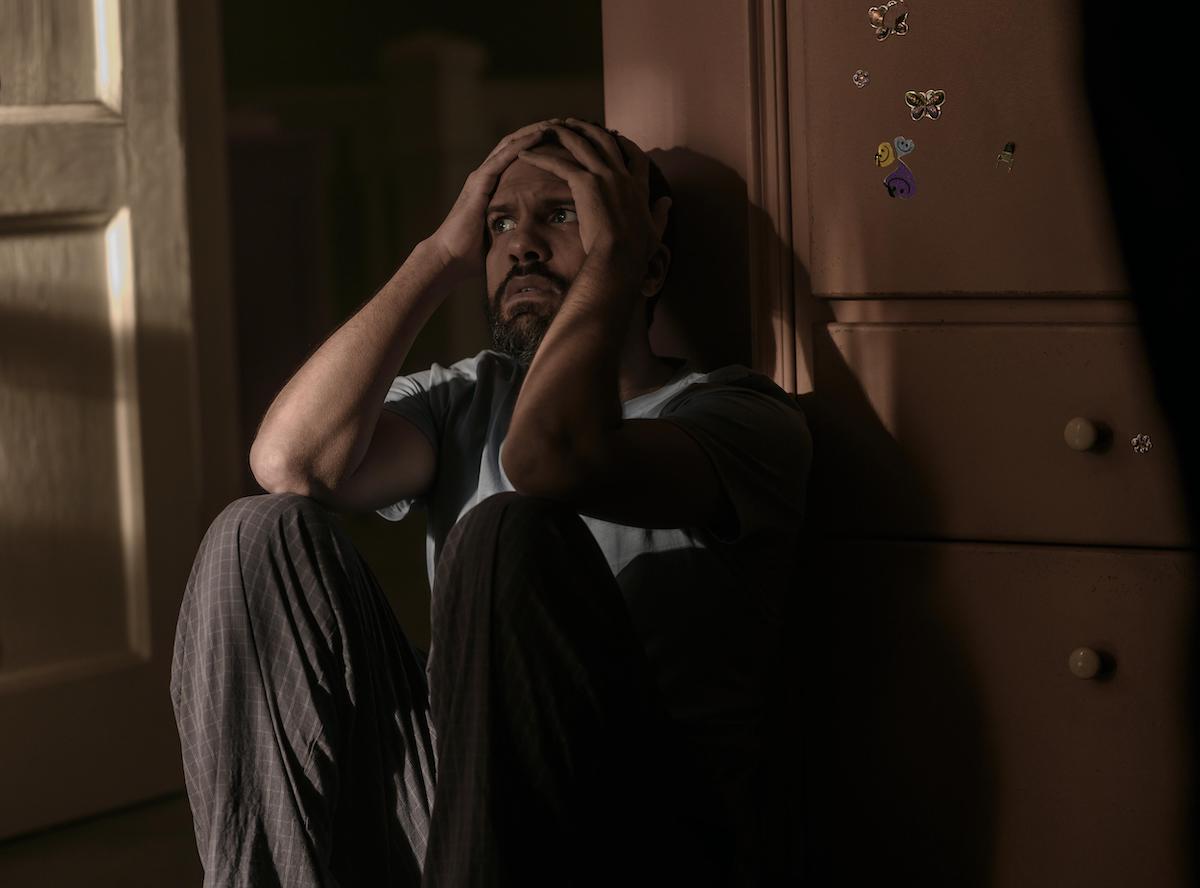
[[170, 494, 436, 886], [171, 492, 729, 887]]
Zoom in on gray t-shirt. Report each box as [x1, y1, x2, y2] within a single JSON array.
[[378, 348, 812, 828]]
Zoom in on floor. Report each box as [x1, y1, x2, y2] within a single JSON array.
[[0, 793, 202, 888]]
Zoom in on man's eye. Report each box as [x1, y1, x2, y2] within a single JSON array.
[[551, 208, 578, 224], [491, 217, 515, 234]]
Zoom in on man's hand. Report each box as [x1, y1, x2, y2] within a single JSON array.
[[516, 119, 671, 273], [427, 118, 565, 280]]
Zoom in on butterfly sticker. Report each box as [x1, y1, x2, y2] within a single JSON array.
[[868, 1, 909, 41], [904, 89, 946, 121]]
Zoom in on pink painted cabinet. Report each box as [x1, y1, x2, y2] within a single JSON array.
[[604, 1, 1195, 884]]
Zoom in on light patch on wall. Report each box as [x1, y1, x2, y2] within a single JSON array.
[[613, 65, 686, 149], [105, 208, 150, 659], [92, 0, 122, 112]]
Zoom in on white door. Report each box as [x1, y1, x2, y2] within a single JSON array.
[[0, 0, 238, 838]]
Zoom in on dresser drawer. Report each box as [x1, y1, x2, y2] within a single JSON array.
[[806, 323, 1190, 547], [795, 540, 1195, 887]]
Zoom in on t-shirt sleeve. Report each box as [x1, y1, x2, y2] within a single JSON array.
[[375, 367, 439, 522], [657, 377, 812, 545]]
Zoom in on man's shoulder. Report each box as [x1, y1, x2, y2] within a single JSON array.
[[664, 363, 802, 414], [386, 349, 522, 412], [415, 348, 523, 388]]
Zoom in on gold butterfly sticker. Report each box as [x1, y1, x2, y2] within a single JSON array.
[[904, 89, 946, 121]]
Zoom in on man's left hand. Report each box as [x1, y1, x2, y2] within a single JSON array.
[[517, 119, 670, 272]]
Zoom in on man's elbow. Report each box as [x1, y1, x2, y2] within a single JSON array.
[[249, 438, 314, 497], [501, 439, 583, 501]]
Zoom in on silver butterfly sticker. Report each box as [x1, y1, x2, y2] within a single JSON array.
[[904, 89, 946, 121], [868, 1, 909, 41]]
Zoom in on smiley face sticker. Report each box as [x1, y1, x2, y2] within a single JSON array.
[[883, 160, 916, 198], [872, 136, 917, 198]]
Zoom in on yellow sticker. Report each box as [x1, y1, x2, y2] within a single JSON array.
[[875, 141, 896, 168]]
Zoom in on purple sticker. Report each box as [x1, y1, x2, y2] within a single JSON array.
[[883, 160, 916, 198]]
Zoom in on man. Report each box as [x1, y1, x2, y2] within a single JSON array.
[[171, 117, 812, 887]]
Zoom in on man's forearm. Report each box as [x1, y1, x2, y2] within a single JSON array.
[[505, 244, 641, 475], [251, 238, 457, 492]]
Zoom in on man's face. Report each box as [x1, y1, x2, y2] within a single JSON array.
[[483, 144, 586, 367]]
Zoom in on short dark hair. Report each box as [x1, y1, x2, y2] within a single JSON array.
[[641, 150, 674, 329]]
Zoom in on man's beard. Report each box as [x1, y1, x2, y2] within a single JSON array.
[[484, 264, 569, 367]]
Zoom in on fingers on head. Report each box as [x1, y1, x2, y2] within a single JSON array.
[[486, 128, 549, 166], [561, 118, 622, 167], [613, 132, 649, 182], [515, 149, 577, 182], [544, 124, 609, 170]]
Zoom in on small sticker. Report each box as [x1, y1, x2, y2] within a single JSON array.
[[904, 89, 946, 121], [883, 161, 916, 198], [996, 141, 1016, 171], [868, 1, 909, 41], [875, 141, 896, 168], [893, 136, 916, 157], [852, 68, 871, 88]]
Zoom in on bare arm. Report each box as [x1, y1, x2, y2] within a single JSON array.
[[251, 119, 562, 510], [249, 238, 454, 506], [499, 121, 734, 534]]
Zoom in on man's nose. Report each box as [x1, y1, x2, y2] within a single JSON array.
[[507, 226, 551, 264]]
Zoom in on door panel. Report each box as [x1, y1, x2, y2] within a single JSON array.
[[0, 0, 236, 839], [0, 124, 123, 216], [0, 0, 107, 106], [0, 219, 142, 680]]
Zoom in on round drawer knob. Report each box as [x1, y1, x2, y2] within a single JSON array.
[[1068, 646, 1102, 679], [1064, 417, 1098, 452]]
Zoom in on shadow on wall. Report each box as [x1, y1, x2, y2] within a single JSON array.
[[795, 267, 995, 883], [650, 148, 996, 883], [1081, 6, 1199, 875], [648, 148, 754, 372]]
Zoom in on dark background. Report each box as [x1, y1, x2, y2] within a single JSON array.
[[222, 0, 606, 646], [223, 2, 604, 88]]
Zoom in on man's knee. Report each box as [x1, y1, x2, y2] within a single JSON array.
[[451, 491, 579, 546], [186, 492, 337, 618], [208, 492, 328, 548], [436, 492, 603, 614], [462, 490, 572, 522]]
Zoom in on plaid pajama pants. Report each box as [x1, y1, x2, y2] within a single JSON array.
[[170, 491, 730, 887]]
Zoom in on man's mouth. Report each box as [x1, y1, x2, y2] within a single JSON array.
[[506, 275, 560, 299]]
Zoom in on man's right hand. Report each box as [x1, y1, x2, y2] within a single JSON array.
[[428, 118, 563, 279]]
